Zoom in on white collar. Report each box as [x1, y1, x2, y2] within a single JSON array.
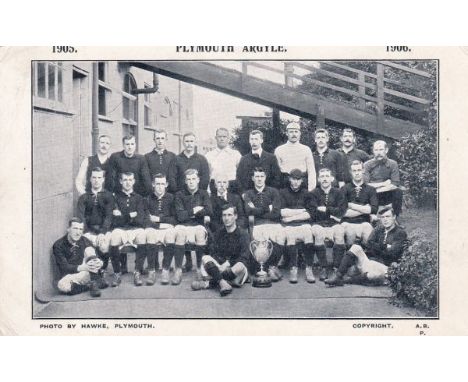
[[255, 185, 266, 193], [252, 148, 263, 156]]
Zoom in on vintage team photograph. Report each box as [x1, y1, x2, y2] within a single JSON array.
[[32, 59, 438, 319]]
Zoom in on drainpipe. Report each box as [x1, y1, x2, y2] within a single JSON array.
[[178, 81, 182, 152], [131, 73, 159, 94], [91, 62, 99, 155]]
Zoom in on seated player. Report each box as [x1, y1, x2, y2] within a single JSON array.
[[173, 169, 213, 284], [144, 173, 177, 286], [191, 204, 251, 296], [76, 167, 113, 275], [364, 140, 403, 218], [210, 174, 246, 232], [310, 168, 347, 281], [326, 206, 408, 286], [278, 169, 316, 284], [108, 172, 146, 287], [53, 217, 106, 297], [341, 160, 378, 246], [243, 167, 283, 282]]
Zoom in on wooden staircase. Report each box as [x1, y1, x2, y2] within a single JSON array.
[[128, 60, 434, 139]]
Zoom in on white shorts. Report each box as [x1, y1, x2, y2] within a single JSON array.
[[311, 224, 344, 241], [57, 271, 90, 293], [175, 225, 208, 245], [112, 228, 145, 241], [341, 222, 373, 239], [281, 224, 313, 245], [145, 225, 176, 244], [200, 256, 249, 286], [252, 224, 283, 243], [83, 231, 111, 253]]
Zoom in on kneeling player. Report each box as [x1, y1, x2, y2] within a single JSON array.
[[326, 206, 408, 286], [109, 172, 146, 287], [77, 167, 113, 275], [243, 167, 283, 282], [144, 173, 177, 285], [192, 205, 251, 296], [279, 169, 316, 283], [173, 169, 213, 284], [341, 160, 378, 246], [53, 218, 106, 297], [310, 168, 347, 281]]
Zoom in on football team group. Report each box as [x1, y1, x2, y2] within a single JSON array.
[[53, 122, 407, 297]]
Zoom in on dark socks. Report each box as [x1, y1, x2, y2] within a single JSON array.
[[146, 244, 158, 270], [304, 243, 315, 267], [174, 245, 185, 268], [135, 244, 147, 273], [286, 246, 297, 267], [332, 244, 346, 269], [204, 261, 222, 284], [195, 246, 207, 268], [162, 244, 175, 270], [337, 251, 357, 275], [109, 246, 121, 273], [314, 245, 328, 268]]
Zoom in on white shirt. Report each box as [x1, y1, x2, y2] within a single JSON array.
[[75, 154, 109, 196], [205, 146, 242, 182], [274, 141, 316, 191]]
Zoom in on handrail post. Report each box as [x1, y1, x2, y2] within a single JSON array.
[[358, 72, 366, 110], [376, 63, 385, 131], [241, 62, 248, 91], [317, 104, 325, 129], [284, 62, 294, 87]]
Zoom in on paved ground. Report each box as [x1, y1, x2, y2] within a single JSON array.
[[34, 208, 435, 319], [34, 268, 422, 318]]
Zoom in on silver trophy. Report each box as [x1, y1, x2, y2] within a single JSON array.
[[250, 239, 274, 288]]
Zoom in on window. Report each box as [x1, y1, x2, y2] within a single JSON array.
[[98, 62, 106, 81], [98, 62, 110, 117], [122, 73, 138, 139], [144, 84, 153, 128], [34, 62, 63, 101]]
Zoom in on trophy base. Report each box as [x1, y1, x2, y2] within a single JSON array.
[[252, 275, 272, 288]]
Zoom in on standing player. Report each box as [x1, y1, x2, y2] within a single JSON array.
[[205, 127, 242, 193], [145, 129, 177, 189], [313, 128, 346, 188], [76, 167, 114, 274], [364, 140, 403, 217], [108, 172, 147, 287], [341, 160, 378, 246], [236, 130, 281, 193], [310, 168, 347, 281], [191, 205, 251, 296], [173, 169, 213, 283], [144, 173, 177, 285], [243, 167, 283, 282], [278, 169, 317, 283], [168, 132, 210, 193], [75, 135, 112, 195], [53, 218, 106, 297], [337, 128, 370, 184], [274, 121, 316, 191], [107, 135, 152, 197]]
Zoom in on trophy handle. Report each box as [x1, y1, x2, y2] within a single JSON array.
[[249, 240, 258, 255], [266, 239, 273, 252]]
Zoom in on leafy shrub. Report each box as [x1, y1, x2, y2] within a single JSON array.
[[387, 228, 438, 316], [394, 126, 437, 208]]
